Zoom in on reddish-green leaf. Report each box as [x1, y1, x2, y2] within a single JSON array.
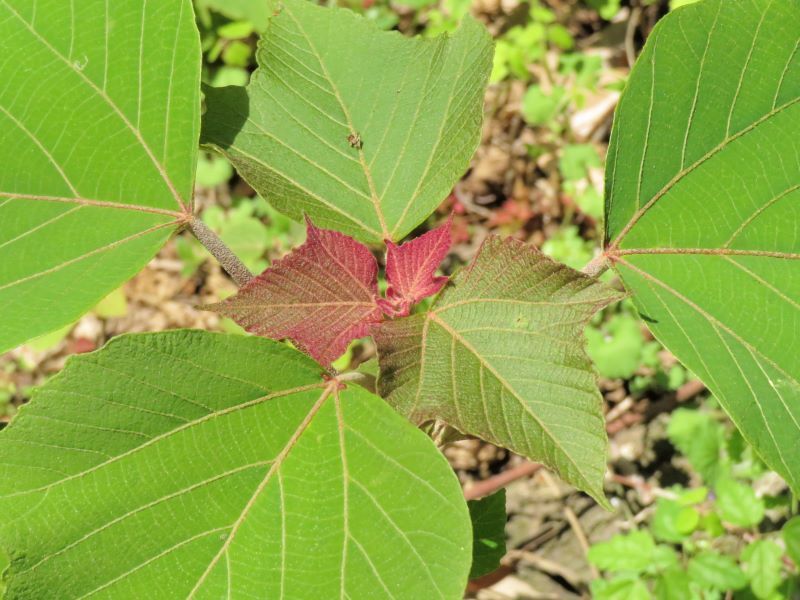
[[206, 219, 382, 366], [379, 216, 453, 317]]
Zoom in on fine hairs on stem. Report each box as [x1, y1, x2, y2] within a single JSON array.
[[188, 217, 254, 287]]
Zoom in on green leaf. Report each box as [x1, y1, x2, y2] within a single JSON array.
[[585, 313, 645, 380], [603, 0, 800, 492], [688, 551, 748, 592], [375, 236, 624, 504], [651, 497, 689, 543], [715, 478, 765, 527], [560, 144, 601, 182], [667, 408, 727, 484], [742, 540, 785, 599], [196, 0, 274, 30], [587, 531, 656, 574], [521, 84, 565, 126], [655, 568, 696, 600], [0, 0, 200, 352], [0, 331, 471, 598], [591, 576, 651, 600], [650, 545, 680, 574], [93, 287, 128, 319], [783, 516, 800, 567], [201, 0, 493, 244], [468, 490, 507, 579]]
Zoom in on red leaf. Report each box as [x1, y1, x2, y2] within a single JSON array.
[[206, 218, 382, 366], [379, 216, 453, 317]]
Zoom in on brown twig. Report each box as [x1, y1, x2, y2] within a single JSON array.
[[676, 379, 706, 403], [464, 461, 542, 501]]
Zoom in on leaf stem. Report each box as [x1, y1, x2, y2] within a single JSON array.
[[581, 253, 610, 278], [188, 217, 254, 287]]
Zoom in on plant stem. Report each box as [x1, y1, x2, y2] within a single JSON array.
[[581, 253, 610, 278], [188, 217, 254, 287]]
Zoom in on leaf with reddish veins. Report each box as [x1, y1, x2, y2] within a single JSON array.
[[205, 218, 382, 366], [379, 216, 453, 317]]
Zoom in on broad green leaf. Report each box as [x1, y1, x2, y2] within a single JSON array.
[[201, 0, 493, 244], [0, 331, 471, 599], [587, 531, 656, 574], [0, 0, 200, 352], [468, 490, 506, 579], [687, 551, 748, 592], [603, 0, 800, 492], [375, 237, 624, 504], [715, 478, 765, 527], [742, 540, 785, 599]]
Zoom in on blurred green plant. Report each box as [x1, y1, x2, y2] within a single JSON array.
[[590, 403, 800, 599], [491, 2, 574, 83]]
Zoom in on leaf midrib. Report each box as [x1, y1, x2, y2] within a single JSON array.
[[0, 382, 326, 500], [281, 3, 390, 239], [614, 248, 800, 259], [617, 257, 800, 397], [0, 0, 188, 212], [0, 193, 184, 218], [186, 384, 335, 598], [427, 312, 600, 494], [623, 257, 799, 488], [608, 94, 800, 249]]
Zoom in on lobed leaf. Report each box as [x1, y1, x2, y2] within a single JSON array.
[[0, 0, 200, 352], [375, 237, 624, 504], [200, 0, 493, 244], [0, 331, 472, 599], [205, 219, 383, 366], [604, 0, 800, 492], [379, 216, 453, 317]]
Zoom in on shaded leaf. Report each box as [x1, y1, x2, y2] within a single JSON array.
[[375, 237, 624, 503], [667, 408, 727, 485], [468, 490, 506, 579], [0, 331, 472, 598], [604, 0, 800, 492], [379, 216, 453, 317], [201, 0, 493, 243], [206, 219, 382, 366], [783, 516, 800, 568], [0, 0, 200, 352]]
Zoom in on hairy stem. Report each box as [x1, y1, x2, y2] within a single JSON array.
[[188, 217, 254, 287], [581, 253, 610, 278]]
